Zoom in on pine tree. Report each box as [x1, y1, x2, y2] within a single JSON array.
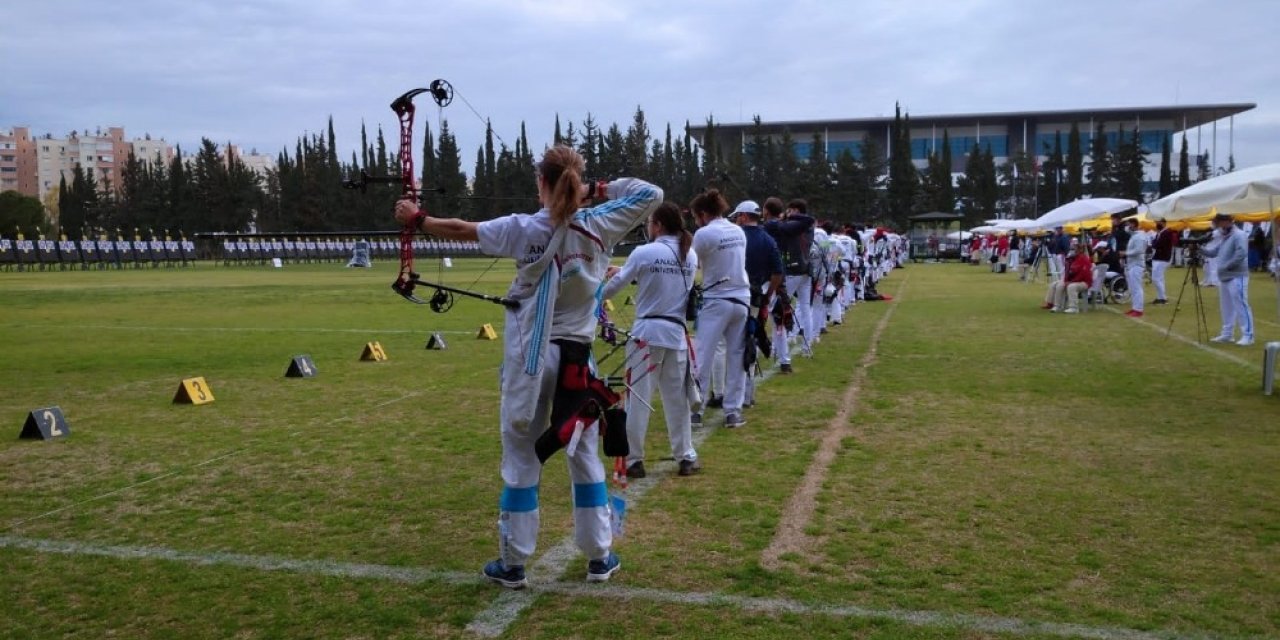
[[1196, 151, 1211, 182], [1157, 133, 1173, 197]]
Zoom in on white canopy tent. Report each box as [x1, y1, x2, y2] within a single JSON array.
[[1033, 198, 1139, 229], [1148, 163, 1280, 221], [994, 218, 1042, 233]]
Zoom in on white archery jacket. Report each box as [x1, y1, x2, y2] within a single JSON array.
[[477, 178, 663, 430]]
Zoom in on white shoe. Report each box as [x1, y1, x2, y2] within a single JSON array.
[[1064, 308, 1079, 314], [1236, 337, 1254, 347], [1050, 306, 1060, 313], [1209, 335, 1233, 343]]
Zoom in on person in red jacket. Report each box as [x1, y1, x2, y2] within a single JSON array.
[[1041, 245, 1095, 314]]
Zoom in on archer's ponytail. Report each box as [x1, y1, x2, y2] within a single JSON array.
[[651, 201, 692, 263], [690, 189, 728, 219], [537, 145, 586, 226]]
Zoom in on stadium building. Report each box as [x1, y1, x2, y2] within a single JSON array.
[[688, 103, 1255, 173]]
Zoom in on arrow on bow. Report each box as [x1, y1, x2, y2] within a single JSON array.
[[343, 79, 518, 312]]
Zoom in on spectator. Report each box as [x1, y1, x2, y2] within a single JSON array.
[[1041, 244, 1094, 314]]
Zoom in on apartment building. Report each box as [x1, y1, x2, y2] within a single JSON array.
[[0, 127, 37, 196], [5, 126, 177, 198]]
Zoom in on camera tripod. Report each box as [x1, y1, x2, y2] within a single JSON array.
[[1165, 249, 1210, 343]]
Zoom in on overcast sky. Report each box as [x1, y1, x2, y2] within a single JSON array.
[[2, 0, 1276, 173]]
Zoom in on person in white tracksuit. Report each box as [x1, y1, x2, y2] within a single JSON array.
[[1123, 219, 1149, 317], [691, 190, 752, 429], [396, 146, 662, 589], [601, 202, 701, 478], [809, 226, 832, 341], [1203, 214, 1255, 346]]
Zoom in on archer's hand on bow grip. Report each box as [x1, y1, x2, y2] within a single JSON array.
[[580, 179, 608, 204], [394, 199, 425, 230]]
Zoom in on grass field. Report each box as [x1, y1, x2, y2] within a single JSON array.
[[1, 259, 1277, 639]]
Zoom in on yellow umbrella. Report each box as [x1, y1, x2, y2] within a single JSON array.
[[1121, 211, 1158, 231], [1064, 214, 1113, 234]]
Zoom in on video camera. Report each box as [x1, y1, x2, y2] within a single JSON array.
[[1180, 233, 1213, 246]]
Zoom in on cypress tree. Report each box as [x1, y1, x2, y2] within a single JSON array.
[[776, 128, 798, 200], [1038, 131, 1065, 212], [801, 132, 829, 211], [1177, 134, 1191, 190], [435, 120, 467, 218], [1158, 133, 1173, 197], [1086, 123, 1111, 197], [887, 104, 919, 226], [578, 113, 599, 178], [858, 134, 887, 221], [624, 107, 650, 175], [1066, 123, 1083, 201]]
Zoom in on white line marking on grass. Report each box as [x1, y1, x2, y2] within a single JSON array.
[[374, 392, 422, 408], [6, 449, 246, 528], [48, 324, 476, 335], [761, 277, 906, 570], [0, 534, 1240, 640], [1102, 307, 1257, 370]]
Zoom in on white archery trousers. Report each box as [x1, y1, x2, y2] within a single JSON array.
[[497, 343, 612, 568], [810, 291, 827, 339], [1217, 276, 1254, 341], [1126, 262, 1145, 312], [625, 342, 695, 465], [694, 298, 748, 413], [1151, 260, 1170, 300], [784, 275, 812, 341]]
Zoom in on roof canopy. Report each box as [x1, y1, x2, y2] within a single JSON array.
[[908, 212, 964, 222]]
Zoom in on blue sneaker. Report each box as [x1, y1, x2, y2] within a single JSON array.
[[586, 552, 621, 583], [483, 559, 527, 589]]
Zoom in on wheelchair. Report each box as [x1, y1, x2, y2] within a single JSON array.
[[1086, 270, 1130, 306]]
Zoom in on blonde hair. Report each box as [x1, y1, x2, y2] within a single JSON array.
[[537, 145, 586, 226]]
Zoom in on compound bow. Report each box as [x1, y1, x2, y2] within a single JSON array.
[[344, 79, 518, 312]]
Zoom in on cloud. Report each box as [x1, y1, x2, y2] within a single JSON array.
[[0, 0, 1276, 171]]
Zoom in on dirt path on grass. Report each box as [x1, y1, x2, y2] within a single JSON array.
[[760, 276, 906, 570]]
